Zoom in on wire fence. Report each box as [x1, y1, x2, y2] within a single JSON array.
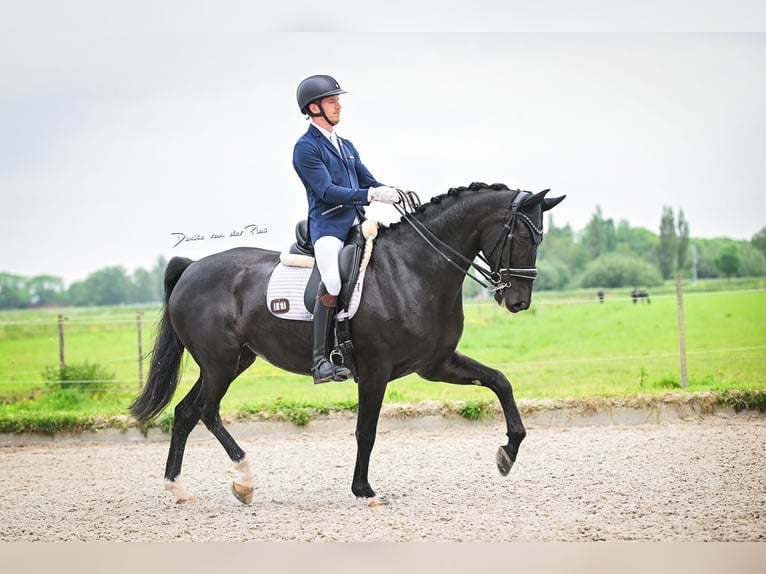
[[1, 287, 765, 394]]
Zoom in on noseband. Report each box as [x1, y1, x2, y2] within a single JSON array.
[[392, 188, 541, 298]]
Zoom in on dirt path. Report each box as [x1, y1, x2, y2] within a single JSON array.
[[1, 415, 764, 542]]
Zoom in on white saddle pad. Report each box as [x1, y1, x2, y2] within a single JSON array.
[[266, 262, 366, 322]]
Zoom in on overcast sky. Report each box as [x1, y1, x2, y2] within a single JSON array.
[[2, 2, 765, 285]]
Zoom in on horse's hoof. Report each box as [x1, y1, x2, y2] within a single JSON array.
[[232, 482, 254, 505], [165, 479, 197, 504], [367, 496, 390, 507], [496, 446, 514, 476]]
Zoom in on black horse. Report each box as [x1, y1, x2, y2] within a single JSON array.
[[631, 289, 651, 303], [130, 182, 564, 505]]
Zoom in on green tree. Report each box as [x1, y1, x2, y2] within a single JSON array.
[[604, 218, 617, 253], [0, 273, 31, 309], [714, 243, 741, 277], [577, 253, 663, 288], [150, 256, 168, 301], [677, 209, 690, 270], [539, 218, 571, 261], [132, 269, 157, 303], [658, 206, 677, 280], [79, 266, 134, 306], [536, 257, 571, 290], [60, 256, 168, 307], [26, 275, 66, 306], [538, 220, 584, 280], [739, 243, 766, 277], [751, 227, 766, 258], [692, 240, 722, 279], [540, 213, 557, 256], [584, 206, 606, 259], [614, 222, 659, 260]]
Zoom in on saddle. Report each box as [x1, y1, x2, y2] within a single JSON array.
[[281, 219, 378, 381], [288, 219, 369, 314]]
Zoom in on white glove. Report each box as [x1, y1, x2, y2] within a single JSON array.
[[368, 185, 400, 204]]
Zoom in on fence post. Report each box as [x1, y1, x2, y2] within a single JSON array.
[[58, 314, 66, 371], [136, 312, 144, 386], [675, 274, 688, 389]]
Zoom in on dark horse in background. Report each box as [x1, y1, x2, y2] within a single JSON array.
[[632, 289, 651, 303], [130, 182, 565, 505]]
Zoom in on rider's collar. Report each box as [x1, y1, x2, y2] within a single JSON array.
[[312, 122, 337, 141]]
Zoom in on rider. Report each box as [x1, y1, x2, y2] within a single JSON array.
[[293, 74, 400, 384]]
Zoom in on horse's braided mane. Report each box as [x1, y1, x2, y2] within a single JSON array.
[[380, 182, 511, 234]]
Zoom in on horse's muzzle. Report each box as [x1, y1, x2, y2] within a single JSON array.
[[501, 292, 530, 313]]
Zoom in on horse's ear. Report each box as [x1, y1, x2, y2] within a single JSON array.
[[543, 194, 566, 212], [521, 189, 550, 207]]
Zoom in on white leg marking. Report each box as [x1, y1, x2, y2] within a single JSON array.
[[231, 457, 254, 504], [234, 457, 253, 488], [164, 478, 196, 504]]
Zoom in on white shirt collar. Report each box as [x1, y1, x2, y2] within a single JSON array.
[[313, 123, 339, 145]]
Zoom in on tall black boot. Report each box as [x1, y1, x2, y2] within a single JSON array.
[[312, 288, 351, 384]]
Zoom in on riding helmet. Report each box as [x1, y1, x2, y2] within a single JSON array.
[[297, 75, 347, 115]]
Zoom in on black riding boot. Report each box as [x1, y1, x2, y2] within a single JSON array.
[[312, 288, 351, 384]]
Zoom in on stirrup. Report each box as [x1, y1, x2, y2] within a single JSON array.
[[312, 359, 350, 384]]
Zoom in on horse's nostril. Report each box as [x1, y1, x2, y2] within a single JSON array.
[[510, 300, 529, 313]]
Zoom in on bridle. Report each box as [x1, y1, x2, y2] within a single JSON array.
[[392, 188, 541, 299], [482, 189, 542, 291]]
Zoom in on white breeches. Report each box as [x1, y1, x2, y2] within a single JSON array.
[[313, 235, 344, 296]]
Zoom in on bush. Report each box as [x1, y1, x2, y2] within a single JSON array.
[[536, 257, 571, 290], [41, 361, 115, 397], [714, 243, 741, 277], [739, 243, 766, 277], [718, 389, 766, 413], [576, 253, 663, 288], [457, 400, 494, 421]]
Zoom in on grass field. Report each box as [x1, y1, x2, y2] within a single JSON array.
[[1, 278, 764, 431]]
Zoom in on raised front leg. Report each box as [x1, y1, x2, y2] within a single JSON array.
[[419, 351, 526, 475]]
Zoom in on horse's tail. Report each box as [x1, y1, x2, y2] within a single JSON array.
[[129, 256, 194, 423]]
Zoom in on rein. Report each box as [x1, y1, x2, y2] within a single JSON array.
[[391, 188, 539, 294]]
